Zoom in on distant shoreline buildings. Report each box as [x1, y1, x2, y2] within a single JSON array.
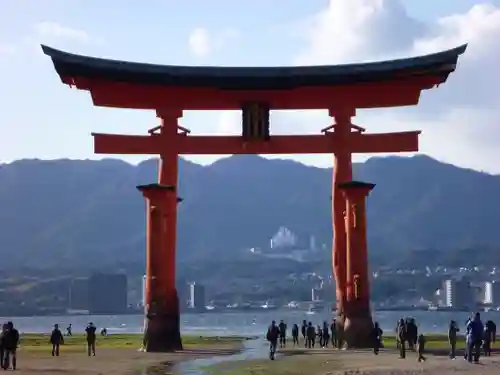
[[436, 277, 500, 309], [68, 273, 128, 314]]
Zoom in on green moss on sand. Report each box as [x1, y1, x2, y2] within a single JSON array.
[[19, 333, 249, 352]]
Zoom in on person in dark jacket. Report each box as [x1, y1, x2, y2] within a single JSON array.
[[85, 322, 97, 356], [483, 325, 492, 356], [448, 320, 459, 359], [266, 320, 280, 360], [397, 318, 406, 359], [372, 322, 383, 355], [291, 324, 299, 346], [464, 317, 471, 359], [405, 318, 417, 351], [486, 320, 496, 342], [306, 322, 315, 348], [483, 320, 496, 356], [301, 320, 307, 346], [278, 320, 287, 348], [50, 324, 64, 356], [3, 321, 19, 370], [316, 325, 323, 347], [417, 334, 426, 362], [0, 324, 6, 368], [322, 321, 330, 348], [466, 312, 483, 363], [330, 319, 337, 348], [395, 320, 400, 349]]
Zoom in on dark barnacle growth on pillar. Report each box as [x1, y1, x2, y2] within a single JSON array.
[[143, 291, 183, 352]]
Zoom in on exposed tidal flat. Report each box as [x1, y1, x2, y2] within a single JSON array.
[[17, 333, 458, 375], [15, 334, 249, 375], [8, 311, 500, 374], [15, 332, 497, 375]]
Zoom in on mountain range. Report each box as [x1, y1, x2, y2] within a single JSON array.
[[0, 154, 499, 270]]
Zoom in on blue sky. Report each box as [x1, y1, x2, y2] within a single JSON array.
[[1, 0, 499, 172]]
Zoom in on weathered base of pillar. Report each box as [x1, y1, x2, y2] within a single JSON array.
[[342, 310, 373, 349], [143, 292, 183, 352]]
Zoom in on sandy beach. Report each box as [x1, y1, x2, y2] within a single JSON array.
[[12, 345, 241, 375], [206, 347, 500, 375]]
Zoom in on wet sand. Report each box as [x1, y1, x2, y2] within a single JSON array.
[[12, 345, 242, 375], [327, 350, 500, 375], [206, 347, 500, 375]]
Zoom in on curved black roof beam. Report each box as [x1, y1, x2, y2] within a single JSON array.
[[41, 44, 467, 90]]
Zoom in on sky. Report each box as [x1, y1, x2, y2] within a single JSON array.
[[0, 0, 499, 173]]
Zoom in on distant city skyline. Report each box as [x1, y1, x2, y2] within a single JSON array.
[[1, 1, 500, 173]]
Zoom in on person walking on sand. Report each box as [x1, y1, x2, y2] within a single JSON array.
[[330, 319, 337, 348], [417, 334, 426, 362], [397, 318, 406, 359], [3, 322, 19, 370], [322, 321, 330, 348], [50, 324, 64, 356], [291, 324, 299, 346], [0, 324, 7, 368], [464, 316, 471, 360], [306, 322, 315, 348], [278, 320, 287, 348], [266, 320, 279, 360], [85, 322, 97, 356], [448, 320, 459, 359], [372, 322, 383, 355], [301, 320, 307, 347], [466, 312, 483, 363]]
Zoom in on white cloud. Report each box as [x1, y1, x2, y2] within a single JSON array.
[[202, 1, 500, 173], [34, 22, 92, 44], [188, 27, 239, 58], [287, 1, 500, 173], [188, 28, 211, 58]]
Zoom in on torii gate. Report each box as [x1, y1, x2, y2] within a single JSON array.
[[42, 43, 466, 350]]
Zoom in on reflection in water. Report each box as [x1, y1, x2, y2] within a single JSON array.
[[173, 338, 268, 375]]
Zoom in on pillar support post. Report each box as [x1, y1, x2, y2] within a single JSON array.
[[337, 180, 375, 348], [137, 183, 183, 352]]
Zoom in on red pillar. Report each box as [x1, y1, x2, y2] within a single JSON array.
[[137, 183, 183, 352], [330, 109, 353, 324], [338, 180, 375, 348]]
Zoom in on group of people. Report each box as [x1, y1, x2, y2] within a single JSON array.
[[385, 313, 497, 363], [266, 318, 344, 359], [49, 322, 98, 357], [266, 314, 498, 363], [0, 322, 19, 371], [395, 317, 426, 360], [459, 313, 496, 363]]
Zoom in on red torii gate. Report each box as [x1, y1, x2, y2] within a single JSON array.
[[42, 44, 466, 351]]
